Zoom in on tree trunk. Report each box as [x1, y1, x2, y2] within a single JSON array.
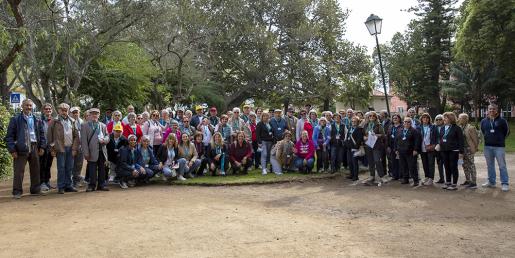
[[283, 98, 290, 114], [323, 98, 330, 112], [0, 70, 9, 105]]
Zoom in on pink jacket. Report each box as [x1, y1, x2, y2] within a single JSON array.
[[295, 139, 315, 160], [162, 128, 181, 144]]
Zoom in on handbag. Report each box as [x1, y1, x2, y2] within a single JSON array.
[[350, 134, 366, 157], [435, 144, 441, 152]]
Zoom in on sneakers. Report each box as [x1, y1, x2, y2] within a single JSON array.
[[412, 182, 420, 187], [220, 171, 226, 176], [274, 172, 283, 176], [435, 179, 445, 184], [467, 183, 477, 189], [482, 182, 496, 188], [119, 181, 128, 189], [446, 184, 457, 191], [40, 183, 50, 192], [178, 175, 186, 181], [460, 181, 470, 186], [423, 178, 433, 186], [350, 180, 360, 186], [108, 175, 115, 183], [441, 183, 450, 189], [363, 177, 375, 186], [502, 184, 509, 192], [377, 177, 388, 187], [46, 182, 56, 189], [13, 193, 22, 199], [262, 169, 268, 175]]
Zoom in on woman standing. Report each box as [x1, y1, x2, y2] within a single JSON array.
[[439, 112, 464, 190], [345, 117, 365, 184], [418, 113, 438, 186], [330, 114, 346, 173], [123, 112, 143, 142], [395, 117, 421, 187], [215, 114, 233, 145], [386, 114, 402, 180], [312, 117, 331, 173], [248, 112, 260, 169], [256, 112, 274, 175], [142, 110, 164, 157], [458, 113, 479, 189], [363, 111, 388, 186], [162, 120, 182, 145], [434, 114, 446, 184]]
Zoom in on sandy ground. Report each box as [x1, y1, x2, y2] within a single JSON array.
[[0, 153, 514, 258]]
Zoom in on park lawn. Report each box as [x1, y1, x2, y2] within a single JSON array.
[[171, 169, 337, 186], [478, 121, 515, 152]]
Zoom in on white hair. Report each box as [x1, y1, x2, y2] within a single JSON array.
[[233, 107, 241, 113]]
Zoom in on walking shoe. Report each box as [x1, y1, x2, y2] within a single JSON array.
[[345, 175, 353, 179], [185, 173, 194, 179], [128, 180, 136, 187], [108, 175, 115, 183], [423, 178, 433, 186], [502, 184, 509, 192], [262, 169, 268, 175], [363, 177, 375, 186], [435, 179, 445, 184], [220, 171, 226, 176], [467, 183, 477, 189], [441, 183, 450, 189], [178, 175, 186, 181], [377, 177, 388, 187], [46, 182, 56, 189], [97, 187, 110, 191], [13, 193, 22, 199], [446, 184, 457, 191], [119, 181, 128, 189], [421, 178, 428, 184], [86, 187, 95, 192], [40, 183, 50, 192], [58, 189, 65, 194], [274, 172, 283, 176], [31, 191, 47, 196], [460, 181, 470, 186], [412, 182, 420, 187], [64, 187, 78, 192], [350, 180, 360, 186], [481, 182, 496, 188]]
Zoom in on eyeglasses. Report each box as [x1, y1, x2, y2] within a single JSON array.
[[184, 120, 189, 123], [404, 121, 412, 124]]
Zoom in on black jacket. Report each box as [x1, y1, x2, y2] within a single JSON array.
[[208, 144, 228, 163], [387, 124, 402, 149], [330, 122, 345, 146], [156, 145, 179, 164], [438, 124, 464, 153], [416, 124, 438, 152], [116, 146, 139, 176], [344, 127, 364, 149], [106, 134, 128, 163], [5, 113, 47, 154], [256, 121, 274, 143], [394, 127, 421, 153]]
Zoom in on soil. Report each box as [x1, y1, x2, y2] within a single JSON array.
[[0, 153, 514, 257]]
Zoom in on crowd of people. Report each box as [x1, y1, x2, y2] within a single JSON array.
[[4, 99, 511, 199]]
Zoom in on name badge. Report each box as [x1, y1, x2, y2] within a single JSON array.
[[391, 135, 395, 139], [114, 149, 119, 152], [402, 137, 406, 140], [278, 128, 282, 131], [336, 135, 340, 140], [443, 139, 447, 142], [145, 164, 149, 168], [490, 129, 495, 133], [269, 132, 272, 135]]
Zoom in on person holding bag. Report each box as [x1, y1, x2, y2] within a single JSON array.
[[363, 111, 388, 186], [395, 117, 421, 187], [439, 112, 465, 191], [418, 113, 438, 186], [345, 117, 365, 184]]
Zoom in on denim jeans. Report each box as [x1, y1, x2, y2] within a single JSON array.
[[484, 146, 509, 185], [294, 157, 314, 172], [57, 146, 74, 189], [260, 141, 273, 170], [178, 158, 201, 176], [330, 145, 344, 172]]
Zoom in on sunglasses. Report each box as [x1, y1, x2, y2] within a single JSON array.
[[404, 121, 412, 124]]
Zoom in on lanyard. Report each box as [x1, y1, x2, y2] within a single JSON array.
[[349, 126, 355, 136], [89, 122, 99, 135], [422, 125, 429, 137], [131, 125, 137, 134], [335, 124, 340, 134], [391, 126, 398, 137], [402, 129, 408, 139], [490, 118, 495, 131], [367, 122, 374, 132], [26, 115, 34, 131], [443, 125, 450, 139]]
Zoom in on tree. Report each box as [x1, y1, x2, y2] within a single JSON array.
[[455, 0, 515, 105]]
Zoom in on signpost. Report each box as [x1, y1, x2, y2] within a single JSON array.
[[10, 93, 21, 104]]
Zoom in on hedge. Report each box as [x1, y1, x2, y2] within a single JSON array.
[[0, 103, 13, 179]]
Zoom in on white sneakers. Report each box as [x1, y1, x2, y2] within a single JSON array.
[[501, 184, 509, 192], [423, 178, 433, 186], [262, 169, 268, 175], [482, 182, 496, 188], [178, 175, 186, 181]]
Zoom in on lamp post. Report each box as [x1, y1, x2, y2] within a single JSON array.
[[365, 14, 390, 116]]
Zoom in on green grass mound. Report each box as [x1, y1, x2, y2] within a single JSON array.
[[171, 169, 338, 186]]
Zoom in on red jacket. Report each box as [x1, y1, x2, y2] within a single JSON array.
[[229, 141, 253, 163], [122, 123, 143, 142], [303, 121, 314, 140]]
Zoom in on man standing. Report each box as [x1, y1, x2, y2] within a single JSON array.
[[191, 105, 204, 128], [39, 103, 55, 191], [81, 108, 110, 192], [296, 110, 308, 141], [241, 104, 252, 123], [208, 107, 220, 127], [270, 109, 288, 141], [70, 106, 84, 187], [481, 104, 510, 191], [284, 107, 298, 142], [407, 108, 420, 129], [122, 105, 135, 124], [5, 99, 47, 199], [102, 108, 113, 125], [47, 103, 80, 194]]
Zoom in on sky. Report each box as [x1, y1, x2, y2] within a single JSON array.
[[339, 0, 465, 55], [338, 0, 418, 54]]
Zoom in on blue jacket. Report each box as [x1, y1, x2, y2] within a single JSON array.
[[270, 117, 288, 141], [5, 113, 47, 154], [117, 146, 140, 174], [136, 146, 159, 169], [312, 125, 331, 149], [480, 116, 509, 147]]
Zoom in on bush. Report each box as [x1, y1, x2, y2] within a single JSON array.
[[0, 103, 13, 179]]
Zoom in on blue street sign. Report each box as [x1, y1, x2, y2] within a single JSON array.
[[10, 93, 21, 104]]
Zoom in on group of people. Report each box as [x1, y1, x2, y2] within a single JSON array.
[[4, 99, 510, 199]]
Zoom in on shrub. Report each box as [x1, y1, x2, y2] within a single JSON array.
[[0, 103, 13, 179]]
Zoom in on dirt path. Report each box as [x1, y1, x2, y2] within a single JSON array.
[[0, 154, 514, 257]]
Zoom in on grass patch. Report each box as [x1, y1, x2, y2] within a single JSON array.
[[171, 169, 337, 186], [478, 121, 515, 152]]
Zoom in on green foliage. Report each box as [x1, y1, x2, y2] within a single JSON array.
[[0, 103, 13, 179], [455, 0, 515, 104], [79, 42, 157, 110]]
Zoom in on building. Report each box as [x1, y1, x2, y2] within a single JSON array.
[[335, 89, 408, 116]]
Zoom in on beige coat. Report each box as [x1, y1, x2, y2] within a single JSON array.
[[81, 121, 109, 162], [463, 124, 479, 153], [178, 143, 198, 162], [47, 117, 80, 153]]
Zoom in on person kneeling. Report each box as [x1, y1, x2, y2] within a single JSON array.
[[136, 135, 160, 184], [177, 133, 201, 180], [157, 134, 179, 181], [117, 135, 145, 189], [229, 132, 253, 175], [293, 130, 315, 173], [270, 130, 294, 175], [209, 132, 229, 176]]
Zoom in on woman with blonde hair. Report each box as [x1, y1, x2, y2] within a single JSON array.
[[176, 133, 201, 180], [142, 110, 164, 157], [156, 133, 179, 180], [208, 132, 229, 175]]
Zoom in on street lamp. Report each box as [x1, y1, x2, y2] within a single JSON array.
[[365, 14, 390, 116]]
